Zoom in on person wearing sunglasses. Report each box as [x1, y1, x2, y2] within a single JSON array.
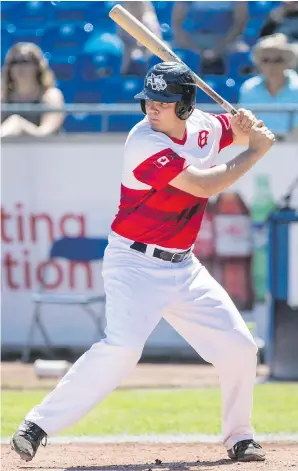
[[239, 34, 298, 140], [260, 1, 298, 67], [1, 42, 65, 138]]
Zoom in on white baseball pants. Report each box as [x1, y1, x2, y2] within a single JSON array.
[[26, 232, 257, 450]]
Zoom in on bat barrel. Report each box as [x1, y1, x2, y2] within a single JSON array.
[[109, 4, 181, 64]]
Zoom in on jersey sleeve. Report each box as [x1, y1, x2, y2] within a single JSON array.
[[126, 131, 189, 190], [209, 113, 234, 152]]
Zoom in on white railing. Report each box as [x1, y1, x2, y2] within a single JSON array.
[[2, 103, 298, 133]]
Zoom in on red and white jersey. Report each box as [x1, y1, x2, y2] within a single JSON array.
[[111, 109, 233, 250]]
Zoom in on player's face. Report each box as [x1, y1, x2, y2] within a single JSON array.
[[145, 100, 178, 132]]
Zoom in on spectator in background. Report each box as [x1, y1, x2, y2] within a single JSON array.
[[172, 1, 249, 74], [239, 34, 298, 139], [260, 1, 298, 68], [1, 43, 65, 137], [84, 1, 162, 76], [117, 1, 162, 75]]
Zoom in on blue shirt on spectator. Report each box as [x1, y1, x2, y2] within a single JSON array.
[[239, 69, 298, 135], [181, 1, 234, 35]]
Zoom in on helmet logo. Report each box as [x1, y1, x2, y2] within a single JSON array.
[[198, 130, 209, 149], [146, 73, 167, 91]]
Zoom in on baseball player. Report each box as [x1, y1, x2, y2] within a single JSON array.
[[11, 62, 275, 463]]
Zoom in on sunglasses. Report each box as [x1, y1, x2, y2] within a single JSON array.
[[261, 57, 285, 64], [8, 54, 37, 65], [10, 59, 33, 65]]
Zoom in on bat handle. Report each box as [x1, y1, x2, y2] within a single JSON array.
[[220, 100, 238, 116], [229, 108, 238, 116]]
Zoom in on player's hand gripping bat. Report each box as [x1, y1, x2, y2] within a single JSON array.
[[109, 4, 238, 116]]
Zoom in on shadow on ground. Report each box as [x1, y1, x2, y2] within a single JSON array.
[[20, 458, 234, 470]]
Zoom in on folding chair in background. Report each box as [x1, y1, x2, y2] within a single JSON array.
[[21, 237, 108, 362]]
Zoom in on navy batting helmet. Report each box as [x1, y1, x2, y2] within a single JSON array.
[[134, 62, 197, 120]]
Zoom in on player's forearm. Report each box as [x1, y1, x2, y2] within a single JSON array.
[[199, 149, 262, 196], [170, 148, 263, 198]]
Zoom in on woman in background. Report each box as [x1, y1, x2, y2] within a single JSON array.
[[1, 42, 65, 137]]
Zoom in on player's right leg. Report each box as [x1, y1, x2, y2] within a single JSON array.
[[164, 257, 264, 461], [11, 234, 173, 462]]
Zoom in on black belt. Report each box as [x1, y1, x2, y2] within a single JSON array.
[[130, 241, 191, 263]]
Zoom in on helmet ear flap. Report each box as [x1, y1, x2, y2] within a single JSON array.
[[175, 102, 195, 120], [140, 99, 146, 115]]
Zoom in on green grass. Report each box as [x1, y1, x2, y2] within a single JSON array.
[[2, 383, 298, 437]]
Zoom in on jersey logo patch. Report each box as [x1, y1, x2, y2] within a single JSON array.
[[198, 130, 209, 148], [146, 73, 167, 91], [154, 154, 173, 168]]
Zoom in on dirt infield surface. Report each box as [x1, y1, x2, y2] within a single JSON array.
[[3, 363, 295, 470], [2, 442, 298, 471], [1, 362, 270, 390]]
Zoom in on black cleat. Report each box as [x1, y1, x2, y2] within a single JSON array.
[[11, 421, 47, 462], [228, 439, 266, 462]]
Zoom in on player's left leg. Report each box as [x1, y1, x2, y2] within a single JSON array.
[[164, 255, 265, 462]]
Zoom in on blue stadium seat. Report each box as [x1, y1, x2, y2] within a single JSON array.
[[154, 1, 174, 41], [149, 50, 200, 74], [109, 114, 144, 132], [160, 23, 172, 42], [56, 83, 76, 103], [196, 80, 217, 105], [41, 24, 91, 56], [197, 76, 241, 104], [173, 49, 200, 73], [117, 77, 144, 103], [154, 1, 174, 24], [225, 51, 255, 78], [72, 77, 121, 104], [51, 1, 90, 9], [148, 54, 162, 69], [9, 28, 45, 48], [91, 18, 117, 34], [98, 77, 123, 103], [102, 1, 120, 15], [248, 1, 280, 18], [242, 18, 265, 46], [73, 88, 102, 104], [1, 1, 22, 27], [48, 56, 77, 82], [1, 29, 13, 63], [51, 3, 116, 30], [64, 114, 103, 132], [3, 1, 54, 29], [76, 52, 122, 81], [85, 0, 119, 18], [51, 0, 117, 16], [124, 56, 148, 77], [51, 1, 91, 23]]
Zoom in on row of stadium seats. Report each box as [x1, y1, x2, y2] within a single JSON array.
[[2, 28, 255, 78], [1, 0, 280, 63], [1, 1, 119, 28], [64, 113, 143, 133], [56, 73, 246, 104], [1, 19, 267, 60], [52, 51, 254, 100], [0, 19, 272, 63], [1, 1, 280, 29]]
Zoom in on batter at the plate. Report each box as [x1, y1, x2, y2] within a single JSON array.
[[11, 62, 275, 463]]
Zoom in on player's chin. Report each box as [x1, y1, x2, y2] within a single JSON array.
[[148, 119, 162, 131]]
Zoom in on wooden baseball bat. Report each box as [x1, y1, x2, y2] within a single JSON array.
[[109, 4, 238, 115]]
